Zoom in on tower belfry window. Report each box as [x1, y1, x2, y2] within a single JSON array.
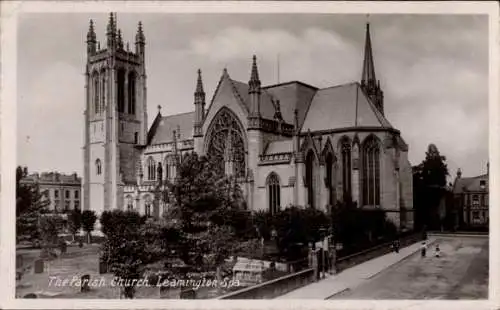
[[93, 74, 99, 115], [117, 69, 125, 113], [128, 72, 136, 115]]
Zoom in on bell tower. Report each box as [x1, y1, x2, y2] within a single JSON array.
[[83, 13, 148, 216]]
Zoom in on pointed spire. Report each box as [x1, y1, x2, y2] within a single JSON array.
[[195, 69, 204, 94], [157, 105, 162, 115], [87, 19, 96, 42], [107, 12, 116, 35], [135, 21, 145, 44], [117, 29, 124, 49], [249, 55, 261, 91], [361, 22, 376, 86]]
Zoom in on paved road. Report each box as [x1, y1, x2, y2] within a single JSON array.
[[329, 236, 488, 300]]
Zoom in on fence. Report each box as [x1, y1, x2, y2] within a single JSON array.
[[336, 232, 422, 272]]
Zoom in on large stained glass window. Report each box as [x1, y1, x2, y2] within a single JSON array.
[[362, 135, 380, 206], [206, 109, 246, 178]]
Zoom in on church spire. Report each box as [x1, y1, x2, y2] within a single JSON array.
[[360, 22, 384, 115], [135, 21, 146, 57], [361, 22, 376, 86]]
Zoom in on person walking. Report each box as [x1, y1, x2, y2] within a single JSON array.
[[420, 241, 427, 258], [395, 239, 400, 253], [435, 244, 441, 258]]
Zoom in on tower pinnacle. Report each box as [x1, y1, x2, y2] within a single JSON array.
[[249, 55, 261, 90]]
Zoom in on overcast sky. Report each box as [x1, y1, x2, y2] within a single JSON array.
[[17, 13, 489, 180]]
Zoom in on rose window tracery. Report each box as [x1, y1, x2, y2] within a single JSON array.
[[206, 109, 246, 178]]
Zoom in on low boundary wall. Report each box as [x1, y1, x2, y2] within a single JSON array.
[[217, 268, 315, 299]]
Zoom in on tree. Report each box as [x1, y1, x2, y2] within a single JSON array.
[[16, 166, 50, 244], [81, 210, 97, 244], [39, 215, 64, 258], [161, 152, 252, 287], [68, 209, 82, 242], [100, 210, 148, 299], [413, 144, 449, 230]]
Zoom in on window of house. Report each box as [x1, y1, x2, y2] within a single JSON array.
[[54, 190, 59, 198], [127, 197, 133, 211], [267, 173, 281, 215], [145, 203, 151, 217], [305, 151, 315, 209], [75, 190, 79, 199], [472, 195, 479, 206], [64, 200, 70, 212], [134, 132, 138, 144], [480, 180, 486, 189], [472, 211, 479, 220], [65, 190, 70, 199]]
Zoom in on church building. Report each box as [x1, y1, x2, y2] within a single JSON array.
[[83, 13, 414, 230]]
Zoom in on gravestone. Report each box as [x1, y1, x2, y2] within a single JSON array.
[[99, 261, 108, 274], [81, 274, 91, 292], [34, 259, 44, 274], [16, 254, 24, 269], [180, 287, 196, 299]]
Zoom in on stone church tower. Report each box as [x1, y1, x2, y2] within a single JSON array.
[[83, 13, 148, 215]]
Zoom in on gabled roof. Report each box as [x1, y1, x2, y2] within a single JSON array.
[[147, 111, 194, 145], [453, 174, 489, 194], [301, 82, 392, 133]]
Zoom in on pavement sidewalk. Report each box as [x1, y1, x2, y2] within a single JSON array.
[[276, 237, 437, 299]]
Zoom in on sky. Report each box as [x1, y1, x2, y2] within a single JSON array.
[[16, 13, 489, 181]]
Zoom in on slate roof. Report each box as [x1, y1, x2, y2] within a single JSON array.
[[264, 139, 293, 155], [263, 81, 318, 128], [453, 174, 489, 194], [230, 79, 277, 121], [301, 82, 392, 133], [148, 111, 194, 145]]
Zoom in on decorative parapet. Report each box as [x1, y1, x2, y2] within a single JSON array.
[[258, 152, 292, 165], [144, 139, 194, 154]]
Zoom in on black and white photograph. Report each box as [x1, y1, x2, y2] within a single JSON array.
[[1, 1, 499, 309]]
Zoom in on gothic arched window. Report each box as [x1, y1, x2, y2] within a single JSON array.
[[305, 150, 315, 209], [128, 71, 136, 115], [117, 68, 126, 113], [100, 69, 106, 114], [144, 196, 152, 217], [126, 196, 133, 211], [93, 72, 99, 115], [206, 109, 246, 178], [164, 157, 170, 180], [325, 153, 335, 206], [362, 136, 380, 206], [147, 156, 156, 180], [341, 137, 352, 200], [95, 159, 102, 175], [267, 173, 281, 215]]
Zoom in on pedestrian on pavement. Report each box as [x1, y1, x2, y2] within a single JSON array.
[[395, 239, 400, 253], [435, 244, 441, 258], [420, 241, 427, 258]]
